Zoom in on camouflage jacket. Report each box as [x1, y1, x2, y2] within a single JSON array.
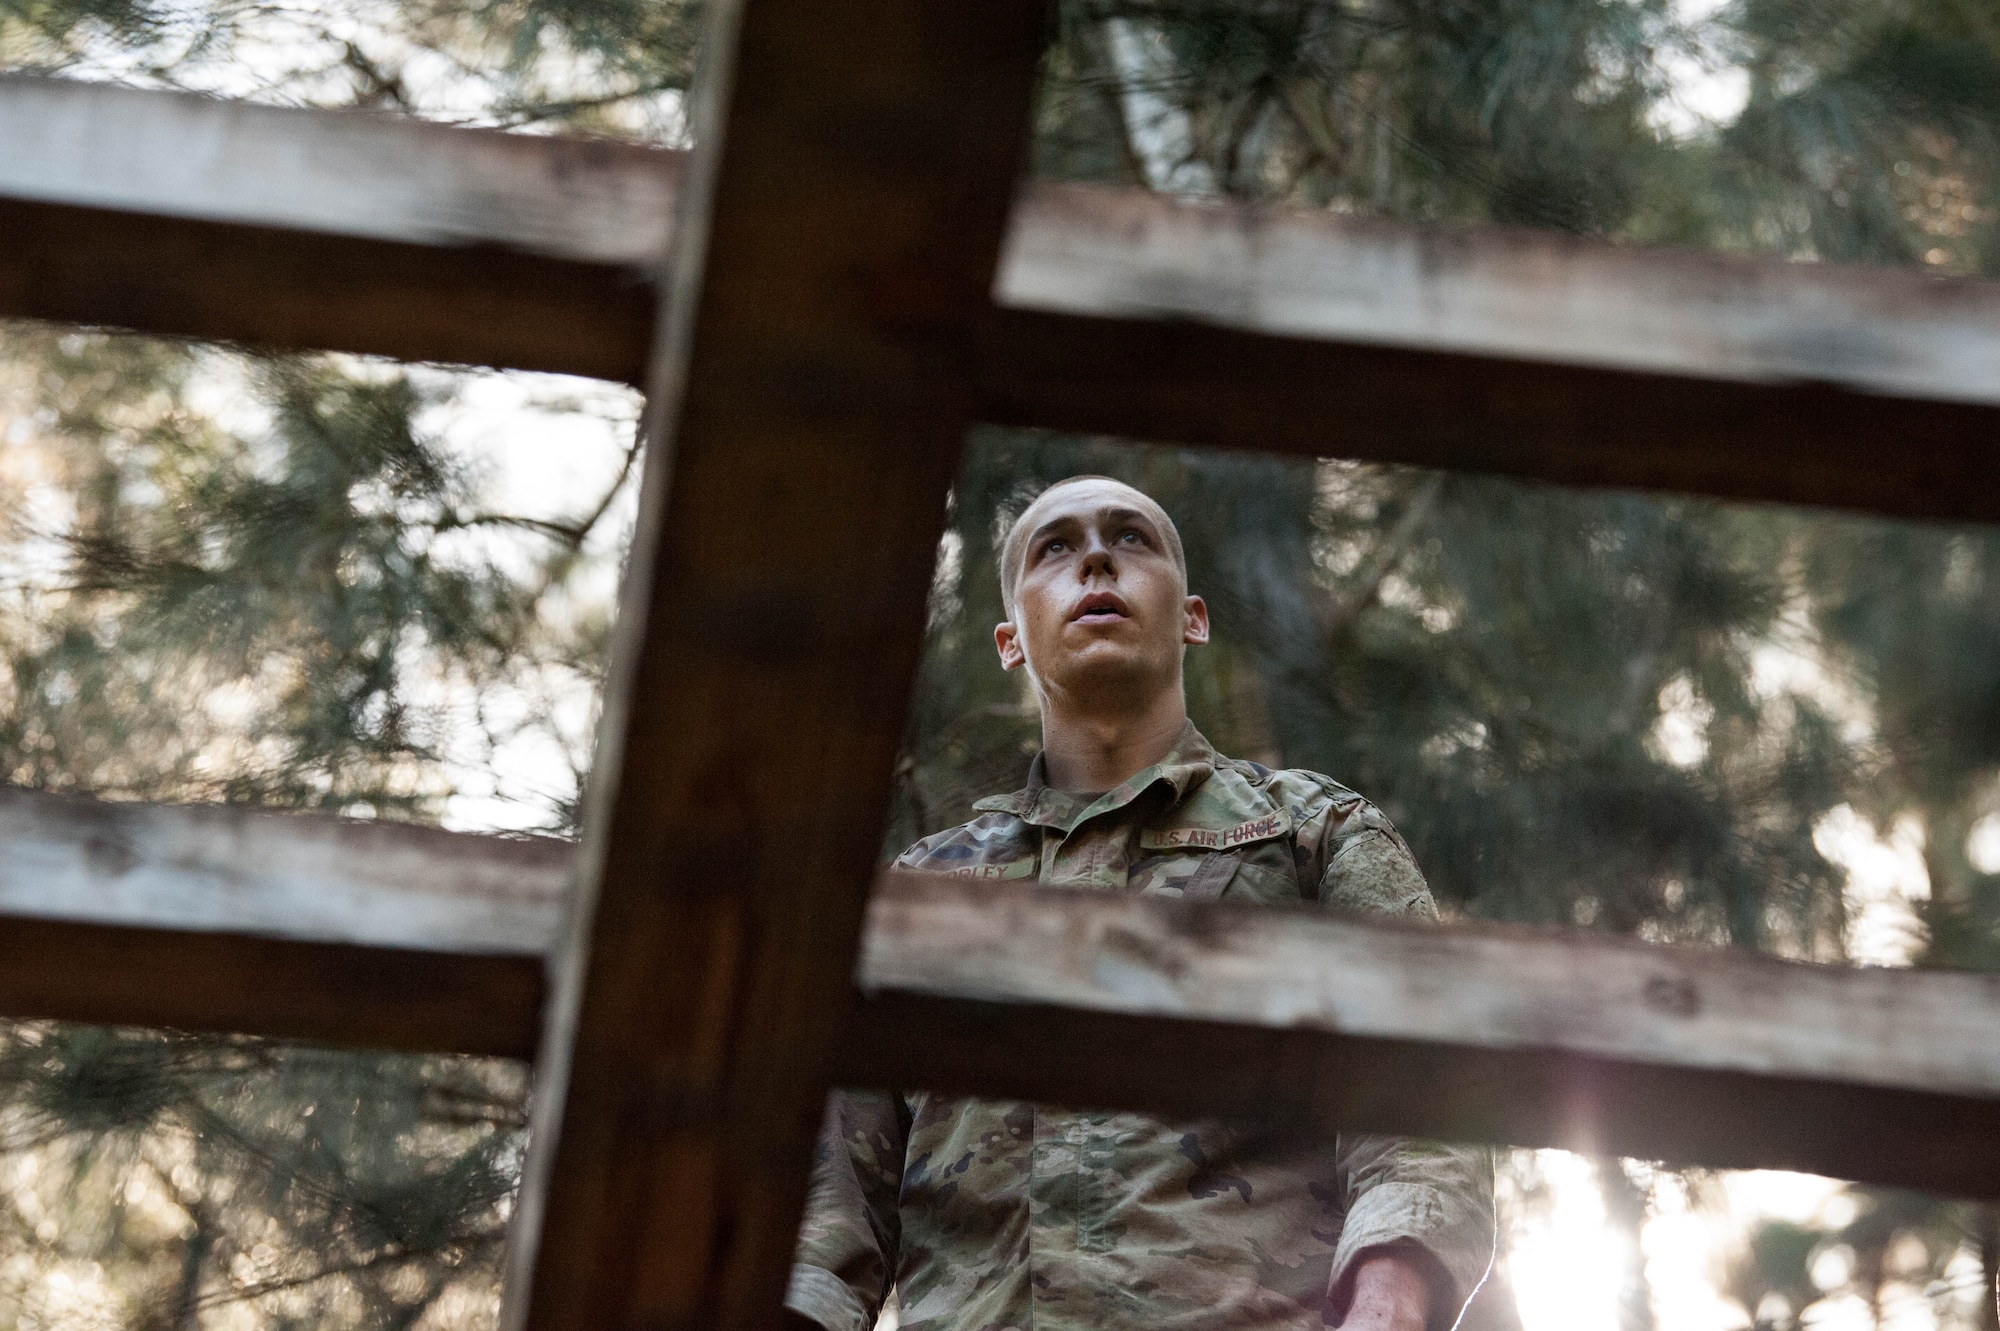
[[788, 723, 1493, 1331]]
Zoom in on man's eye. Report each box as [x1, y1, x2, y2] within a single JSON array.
[[1043, 539, 1067, 556], [1119, 530, 1144, 544]]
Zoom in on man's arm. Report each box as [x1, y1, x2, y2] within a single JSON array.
[[1316, 805, 1497, 1331], [786, 1089, 909, 1331], [1343, 1245, 1449, 1331], [1327, 1132, 1494, 1331]]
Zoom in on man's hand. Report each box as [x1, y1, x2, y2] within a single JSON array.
[[1338, 1248, 1435, 1331]]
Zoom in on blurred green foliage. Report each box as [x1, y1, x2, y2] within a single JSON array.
[[0, 0, 702, 131], [0, 325, 629, 1327], [0, 1026, 522, 1329], [5, 0, 2000, 1327]]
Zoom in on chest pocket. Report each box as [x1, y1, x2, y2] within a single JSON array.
[[1179, 852, 1240, 901]]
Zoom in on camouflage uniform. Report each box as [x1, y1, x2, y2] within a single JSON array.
[[788, 723, 1493, 1331]]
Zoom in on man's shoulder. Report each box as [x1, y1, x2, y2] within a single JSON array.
[[1205, 756, 1416, 860], [1204, 756, 1432, 914], [894, 810, 1037, 877], [1208, 754, 1368, 819]]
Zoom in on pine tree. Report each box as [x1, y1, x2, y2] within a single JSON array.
[[0, 329, 635, 1327], [7, 0, 2000, 1326]]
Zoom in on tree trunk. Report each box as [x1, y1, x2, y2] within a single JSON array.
[[1595, 1158, 1657, 1331], [1976, 1204, 2000, 1331]]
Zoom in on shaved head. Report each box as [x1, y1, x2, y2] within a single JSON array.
[[998, 476, 1187, 617]]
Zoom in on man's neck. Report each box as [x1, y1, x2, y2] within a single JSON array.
[[1038, 689, 1189, 793]]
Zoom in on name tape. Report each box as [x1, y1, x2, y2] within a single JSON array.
[[936, 859, 1038, 881]]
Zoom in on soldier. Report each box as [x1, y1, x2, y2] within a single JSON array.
[[786, 476, 1494, 1331]]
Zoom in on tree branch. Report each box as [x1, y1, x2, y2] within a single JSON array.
[[1316, 472, 1446, 639]]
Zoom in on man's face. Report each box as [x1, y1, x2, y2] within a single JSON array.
[[995, 480, 1208, 707]]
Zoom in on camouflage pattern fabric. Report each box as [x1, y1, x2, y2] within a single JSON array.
[[788, 723, 1494, 1331]]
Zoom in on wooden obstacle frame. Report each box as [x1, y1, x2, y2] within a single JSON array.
[[5, 14, 2000, 1325]]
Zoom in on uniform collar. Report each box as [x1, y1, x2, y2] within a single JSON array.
[[973, 719, 1217, 834]]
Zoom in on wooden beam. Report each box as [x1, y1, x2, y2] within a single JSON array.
[[977, 307, 2000, 522], [0, 787, 566, 952], [860, 872, 2000, 1100], [1001, 183, 2000, 408], [0, 915, 545, 1058], [14, 74, 2000, 409], [12, 75, 2000, 516], [841, 872, 2000, 1197], [0, 76, 677, 263], [984, 183, 2000, 523], [842, 990, 2000, 1197], [0, 75, 672, 380], [0, 788, 560, 1054], [0, 199, 657, 382], [497, 0, 1047, 1326], [11, 789, 2000, 1186]]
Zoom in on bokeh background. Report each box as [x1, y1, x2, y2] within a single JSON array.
[[5, 0, 2000, 1326]]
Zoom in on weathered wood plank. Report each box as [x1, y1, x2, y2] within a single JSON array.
[[977, 307, 2000, 522], [0, 788, 558, 1054], [839, 991, 2000, 1198], [859, 871, 2000, 1099], [986, 184, 2000, 522], [0, 197, 656, 382], [11, 793, 2000, 1185], [0, 76, 679, 264], [0, 787, 567, 953], [497, 0, 1048, 1326], [10, 72, 2000, 392], [17, 70, 2000, 410], [0, 76, 666, 379], [12, 74, 2000, 518], [839, 872, 2000, 1196], [1002, 182, 2000, 407], [13, 801, 2000, 1108], [0, 914, 545, 1057]]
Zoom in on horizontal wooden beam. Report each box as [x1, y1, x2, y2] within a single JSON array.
[[12, 78, 2000, 520], [0, 914, 546, 1058], [983, 185, 2000, 523], [859, 872, 2000, 1097], [0, 789, 561, 1054], [840, 990, 2000, 1196], [0, 198, 658, 383], [0, 75, 677, 264], [975, 307, 2000, 522], [0, 76, 669, 380], [838, 873, 2000, 1196], [1000, 183, 2000, 408], [4, 794, 2000, 1185], [0, 787, 567, 952]]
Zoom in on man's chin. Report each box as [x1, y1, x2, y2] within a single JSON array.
[[1043, 649, 1174, 703]]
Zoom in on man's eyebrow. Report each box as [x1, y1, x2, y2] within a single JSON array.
[[1100, 506, 1154, 528], [1022, 502, 1159, 557], [1024, 514, 1081, 548]]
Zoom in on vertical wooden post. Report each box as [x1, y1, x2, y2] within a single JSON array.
[[501, 0, 1047, 1327]]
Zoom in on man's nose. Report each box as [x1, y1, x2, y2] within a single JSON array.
[[1077, 532, 1117, 578]]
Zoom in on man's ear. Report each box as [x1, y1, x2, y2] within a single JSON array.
[[1183, 595, 1211, 646], [995, 620, 1026, 671]]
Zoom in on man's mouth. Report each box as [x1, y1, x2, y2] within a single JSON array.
[[1070, 592, 1131, 624]]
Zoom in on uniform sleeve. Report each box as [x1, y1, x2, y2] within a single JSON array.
[[786, 1089, 910, 1331], [1316, 800, 1434, 918], [1317, 802, 1496, 1330]]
